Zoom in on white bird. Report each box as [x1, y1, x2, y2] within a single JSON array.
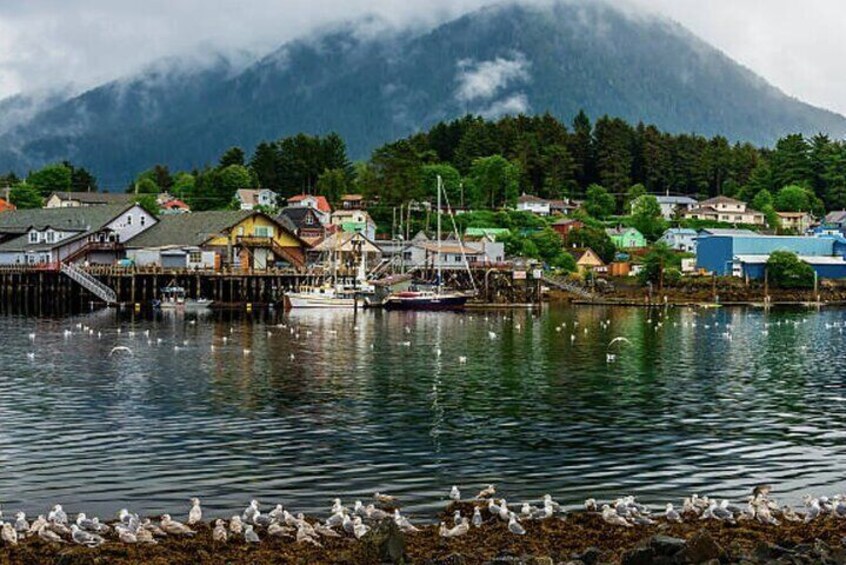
[[488, 331, 497, 340], [450, 485, 461, 502], [472, 507, 482, 527], [71, 524, 104, 547], [243, 500, 260, 524], [458, 356, 467, 364], [229, 516, 244, 535], [188, 498, 202, 525], [440, 520, 469, 538], [507, 514, 526, 535], [49, 505, 68, 525], [160, 514, 195, 536], [1, 522, 18, 546], [393, 510, 418, 533], [109, 345, 134, 357], [244, 524, 260, 543], [602, 505, 632, 527], [352, 516, 370, 539], [37, 524, 65, 544], [476, 484, 496, 499], [213, 520, 228, 543], [665, 503, 682, 523]]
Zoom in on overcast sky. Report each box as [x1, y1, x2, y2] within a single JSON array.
[[1, 0, 844, 114]]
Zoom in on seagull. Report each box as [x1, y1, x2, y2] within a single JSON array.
[[229, 516, 244, 535], [488, 331, 497, 340], [393, 509, 418, 533], [71, 524, 104, 547], [507, 514, 526, 535], [188, 498, 202, 525], [207, 519, 225, 543], [1, 522, 18, 546], [665, 503, 682, 523], [450, 486, 461, 502], [584, 498, 598, 512], [49, 504, 68, 525], [28, 333, 36, 341], [352, 516, 370, 539], [476, 484, 496, 499], [458, 356, 467, 364], [244, 524, 260, 543], [267, 522, 292, 538], [109, 345, 133, 357], [472, 507, 482, 527], [374, 492, 398, 505], [602, 505, 632, 527], [243, 500, 260, 523], [37, 524, 65, 544], [160, 514, 195, 536], [440, 520, 469, 538]]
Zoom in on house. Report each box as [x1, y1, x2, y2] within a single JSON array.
[[551, 218, 584, 237], [681, 196, 765, 225], [286, 194, 332, 224], [330, 209, 377, 240], [606, 227, 646, 249], [159, 198, 190, 215], [277, 206, 326, 245], [659, 228, 698, 253], [650, 194, 698, 220], [310, 231, 383, 273], [45, 191, 135, 209], [824, 210, 846, 229], [549, 199, 580, 216], [405, 238, 505, 270], [125, 210, 306, 271], [0, 198, 15, 213], [0, 204, 156, 266], [776, 211, 814, 233], [696, 232, 846, 278], [516, 194, 551, 216], [341, 194, 365, 210], [236, 188, 278, 211], [567, 248, 605, 274]]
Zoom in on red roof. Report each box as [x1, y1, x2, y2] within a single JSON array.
[[287, 194, 331, 214], [0, 198, 16, 212], [162, 198, 190, 210]]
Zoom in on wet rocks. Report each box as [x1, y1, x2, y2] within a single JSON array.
[[361, 518, 405, 563], [622, 531, 725, 565]]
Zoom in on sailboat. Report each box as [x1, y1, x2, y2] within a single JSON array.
[[382, 176, 471, 311], [286, 232, 374, 309]]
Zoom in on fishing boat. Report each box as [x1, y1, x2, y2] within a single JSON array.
[[381, 175, 474, 311], [154, 286, 213, 310]]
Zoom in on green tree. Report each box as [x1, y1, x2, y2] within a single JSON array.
[[249, 142, 282, 190], [770, 134, 812, 189], [171, 172, 196, 200], [27, 163, 72, 196], [638, 243, 680, 286], [630, 194, 667, 241], [751, 189, 774, 211], [219, 147, 246, 168], [766, 251, 815, 289], [774, 185, 814, 212], [584, 184, 616, 219], [315, 168, 348, 205], [625, 183, 647, 212], [420, 164, 462, 205], [219, 165, 254, 195], [132, 194, 159, 216], [9, 182, 43, 208], [466, 155, 521, 209], [593, 116, 633, 193], [563, 226, 616, 263], [134, 177, 159, 194]]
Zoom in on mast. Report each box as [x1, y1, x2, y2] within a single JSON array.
[[436, 175, 442, 292]]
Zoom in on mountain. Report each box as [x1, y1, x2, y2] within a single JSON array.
[[2, 1, 845, 184]]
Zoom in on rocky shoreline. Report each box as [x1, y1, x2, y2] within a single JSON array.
[[2, 504, 845, 565]]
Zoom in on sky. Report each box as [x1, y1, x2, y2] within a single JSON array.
[[0, 0, 844, 114]]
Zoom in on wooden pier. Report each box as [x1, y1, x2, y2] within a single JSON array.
[[0, 264, 546, 313]]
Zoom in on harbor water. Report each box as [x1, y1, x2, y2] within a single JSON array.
[[1, 305, 844, 520]]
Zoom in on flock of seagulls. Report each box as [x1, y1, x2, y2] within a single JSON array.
[[3, 484, 843, 550]]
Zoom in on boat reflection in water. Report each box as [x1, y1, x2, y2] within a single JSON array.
[[153, 286, 213, 311]]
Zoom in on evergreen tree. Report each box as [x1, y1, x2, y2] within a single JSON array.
[[219, 147, 246, 168]]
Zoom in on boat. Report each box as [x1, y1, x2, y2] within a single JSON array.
[[381, 289, 468, 310], [154, 286, 213, 310], [380, 175, 474, 311], [286, 283, 370, 309]]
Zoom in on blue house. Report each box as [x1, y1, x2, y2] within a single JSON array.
[[659, 228, 698, 253], [696, 233, 846, 279]]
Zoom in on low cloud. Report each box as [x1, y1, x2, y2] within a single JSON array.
[[454, 53, 531, 103], [478, 94, 531, 119]]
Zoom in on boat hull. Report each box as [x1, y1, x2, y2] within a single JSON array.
[[286, 293, 357, 309], [381, 294, 468, 311]]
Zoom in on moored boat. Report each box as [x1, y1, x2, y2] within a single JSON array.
[[154, 286, 213, 310], [381, 289, 468, 310]]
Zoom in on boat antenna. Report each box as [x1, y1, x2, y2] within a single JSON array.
[[436, 174, 442, 291], [440, 177, 478, 294]]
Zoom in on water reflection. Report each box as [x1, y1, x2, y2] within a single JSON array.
[[0, 305, 844, 519]]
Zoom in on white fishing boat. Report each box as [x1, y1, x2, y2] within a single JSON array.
[[155, 286, 213, 310]]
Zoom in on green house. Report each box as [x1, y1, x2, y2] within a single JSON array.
[[606, 226, 646, 249]]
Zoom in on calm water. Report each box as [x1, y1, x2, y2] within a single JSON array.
[[1, 305, 845, 520]]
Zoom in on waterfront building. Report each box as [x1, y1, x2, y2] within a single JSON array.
[[340, 194, 365, 210], [45, 191, 134, 209], [824, 210, 846, 229], [606, 226, 646, 249], [696, 232, 846, 279], [681, 196, 765, 225], [659, 228, 698, 253], [236, 188, 278, 211], [0, 203, 156, 266], [125, 210, 306, 271], [404, 238, 505, 270], [567, 247, 606, 274], [287, 194, 332, 225], [277, 206, 326, 245], [310, 231, 383, 273]]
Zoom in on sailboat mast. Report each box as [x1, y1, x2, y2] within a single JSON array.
[[436, 175, 442, 291]]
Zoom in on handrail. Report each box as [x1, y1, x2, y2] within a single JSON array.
[[60, 263, 118, 304], [541, 275, 596, 299]]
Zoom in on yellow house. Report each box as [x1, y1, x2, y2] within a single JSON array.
[[126, 210, 307, 271], [567, 247, 605, 274]]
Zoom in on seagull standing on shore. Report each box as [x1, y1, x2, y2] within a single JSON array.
[[188, 498, 202, 525], [450, 486, 461, 502], [213, 519, 228, 543], [476, 484, 496, 499], [244, 524, 260, 543], [665, 503, 682, 523], [507, 514, 526, 535]]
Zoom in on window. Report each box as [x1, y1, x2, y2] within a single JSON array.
[[238, 227, 244, 236], [141, 216, 146, 226], [305, 214, 314, 226], [189, 252, 202, 264], [254, 226, 273, 238], [29, 231, 39, 243], [46, 231, 55, 243]]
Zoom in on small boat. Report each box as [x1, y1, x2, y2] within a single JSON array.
[[381, 289, 468, 311], [286, 284, 364, 309], [154, 286, 213, 310]]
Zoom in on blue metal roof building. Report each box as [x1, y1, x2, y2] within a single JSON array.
[[696, 234, 846, 279]]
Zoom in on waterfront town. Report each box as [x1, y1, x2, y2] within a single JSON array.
[[0, 185, 845, 309]]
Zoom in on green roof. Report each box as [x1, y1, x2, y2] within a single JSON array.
[[465, 227, 511, 239], [0, 204, 133, 233], [126, 211, 255, 248]]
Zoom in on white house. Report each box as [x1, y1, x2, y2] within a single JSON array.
[[653, 195, 698, 220], [659, 228, 698, 253], [405, 238, 505, 270], [516, 194, 551, 216], [682, 196, 765, 225], [0, 204, 157, 266], [236, 188, 278, 211]]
